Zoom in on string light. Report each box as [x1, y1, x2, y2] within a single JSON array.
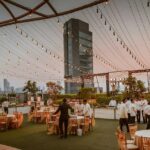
[[96, 6, 146, 69]]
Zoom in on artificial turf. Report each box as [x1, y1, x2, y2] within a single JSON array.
[[0, 117, 146, 150]]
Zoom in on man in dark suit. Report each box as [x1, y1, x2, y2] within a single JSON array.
[[54, 98, 73, 138]]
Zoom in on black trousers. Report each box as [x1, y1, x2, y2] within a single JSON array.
[[4, 107, 8, 114], [142, 110, 147, 123], [128, 113, 131, 123], [137, 110, 141, 123], [130, 116, 135, 124], [59, 118, 68, 137], [119, 118, 129, 132], [146, 115, 150, 129]]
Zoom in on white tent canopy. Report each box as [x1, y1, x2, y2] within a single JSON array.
[[0, 0, 150, 87]]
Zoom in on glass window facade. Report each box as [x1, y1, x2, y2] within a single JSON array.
[[64, 19, 93, 94]]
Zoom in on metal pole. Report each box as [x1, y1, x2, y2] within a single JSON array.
[[106, 73, 110, 96], [96, 76, 101, 93], [147, 72, 150, 93]]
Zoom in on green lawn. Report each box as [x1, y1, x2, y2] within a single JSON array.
[[0, 117, 147, 150]]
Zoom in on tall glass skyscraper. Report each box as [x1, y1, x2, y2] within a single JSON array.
[[64, 18, 93, 94]]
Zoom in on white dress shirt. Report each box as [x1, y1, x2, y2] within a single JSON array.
[[109, 100, 117, 107], [144, 105, 150, 115], [129, 103, 137, 117], [75, 103, 84, 115], [141, 99, 148, 111], [119, 103, 128, 118], [135, 100, 141, 111], [125, 100, 131, 113], [83, 103, 91, 117], [2, 101, 9, 108]]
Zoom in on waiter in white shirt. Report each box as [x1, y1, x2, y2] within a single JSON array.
[[125, 97, 131, 123], [2, 100, 9, 114], [145, 102, 150, 129], [75, 100, 84, 115], [119, 99, 129, 132], [135, 99, 141, 123], [83, 99, 91, 117], [109, 98, 117, 107], [141, 96, 148, 123], [129, 99, 137, 124]]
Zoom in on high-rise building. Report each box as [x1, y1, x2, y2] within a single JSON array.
[[3, 78, 10, 93], [64, 18, 93, 94]]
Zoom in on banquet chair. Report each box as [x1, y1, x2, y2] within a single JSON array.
[[116, 131, 139, 150], [41, 112, 49, 123], [0, 115, 8, 131], [129, 124, 138, 140], [141, 137, 150, 150], [69, 117, 78, 135], [13, 112, 24, 128], [90, 115, 95, 131], [81, 116, 90, 135], [33, 111, 41, 123], [53, 116, 59, 135], [11, 117, 18, 129], [46, 114, 54, 135], [116, 128, 134, 145]]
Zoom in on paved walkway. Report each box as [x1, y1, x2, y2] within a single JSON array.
[[0, 144, 20, 150]]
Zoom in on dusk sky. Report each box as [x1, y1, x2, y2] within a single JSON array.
[[0, 0, 150, 90]]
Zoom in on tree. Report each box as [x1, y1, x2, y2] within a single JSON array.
[[23, 80, 38, 100], [123, 75, 146, 98], [77, 87, 96, 99], [46, 82, 63, 100]]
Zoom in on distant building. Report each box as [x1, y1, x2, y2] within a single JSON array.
[[64, 18, 93, 94], [3, 78, 10, 93], [15, 87, 24, 93]]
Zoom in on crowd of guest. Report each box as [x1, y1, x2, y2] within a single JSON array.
[[116, 96, 150, 132]]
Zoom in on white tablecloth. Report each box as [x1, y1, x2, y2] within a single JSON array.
[[135, 130, 150, 138], [7, 114, 15, 118]]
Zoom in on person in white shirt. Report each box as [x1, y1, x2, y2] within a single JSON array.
[[145, 102, 150, 129], [141, 96, 148, 123], [119, 99, 129, 132], [2, 100, 9, 114], [109, 98, 117, 107], [129, 99, 137, 124], [125, 97, 131, 123], [135, 99, 141, 123], [83, 99, 91, 117], [75, 100, 84, 115]]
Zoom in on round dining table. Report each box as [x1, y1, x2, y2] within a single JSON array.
[[135, 130, 150, 150]]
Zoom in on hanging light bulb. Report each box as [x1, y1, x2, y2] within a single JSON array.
[[109, 26, 111, 31], [100, 13, 103, 19], [57, 18, 60, 24], [96, 6, 99, 13]]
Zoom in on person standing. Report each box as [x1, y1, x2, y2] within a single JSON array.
[[75, 100, 84, 115], [2, 99, 9, 114], [119, 99, 129, 132], [135, 98, 141, 123], [145, 102, 150, 129], [83, 99, 92, 117], [141, 96, 148, 123], [109, 98, 117, 107], [54, 98, 73, 138], [129, 99, 137, 124], [125, 97, 131, 123]]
